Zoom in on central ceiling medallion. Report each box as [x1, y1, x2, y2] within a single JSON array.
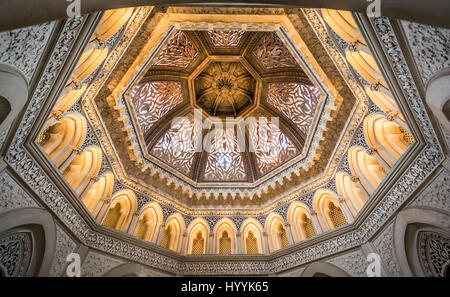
[[194, 61, 256, 117]]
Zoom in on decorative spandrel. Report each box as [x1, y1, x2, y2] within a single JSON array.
[[253, 32, 298, 70], [129, 81, 183, 134], [267, 83, 320, 135], [150, 114, 199, 176], [203, 128, 247, 182], [248, 116, 298, 176], [208, 30, 245, 47], [151, 31, 199, 68]]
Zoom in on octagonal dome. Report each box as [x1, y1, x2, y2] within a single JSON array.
[[125, 29, 323, 186]]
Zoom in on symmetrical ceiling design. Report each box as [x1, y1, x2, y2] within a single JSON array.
[[72, 7, 372, 208], [123, 28, 328, 190], [194, 61, 255, 117]]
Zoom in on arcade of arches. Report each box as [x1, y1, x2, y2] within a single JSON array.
[[0, 4, 449, 277]]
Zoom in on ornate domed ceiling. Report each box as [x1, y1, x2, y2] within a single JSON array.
[[125, 29, 322, 186], [51, 7, 375, 210]]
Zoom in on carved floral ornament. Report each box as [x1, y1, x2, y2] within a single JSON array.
[[2, 6, 443, 275]]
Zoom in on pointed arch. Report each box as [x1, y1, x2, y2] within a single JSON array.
[[0, 64, 28, 139], [70, 41, 108, 83], [186, 218, 210, 255], [213, 218, 237, 255], [52, 85, 87, 115], [348, 146, 387, 194], [313, 189, 348, 231], [82, 171, 114, 216], [335, 171, 367, 216], [93, 8, 134, 41], [321, 9, 363, 43], [39, 113, 87, 168], [345, 44, 386, 86], [364, 113, 410, 167], [287, 201, 316, 242], [265, 213, 289, 252], [101, 189, 137, 231], [134, 202, 163, 243], [161, 213, 185, 253], [240, 218, 264, 255], [62, 146, 102, 195]]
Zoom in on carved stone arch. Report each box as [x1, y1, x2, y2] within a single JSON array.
[[240, 218, 265, 255], [300, 261, 350, 277], [101, 189, 137, 232], [335, 171, 367, 216], [348, 146, 386, 194], [265, 212, 289, 252], [0, 208, 56, 277], [313, 189, 349, 231], [393, 207, 450, 277], [426, 66, 450, 133], [363, 113, 410, 167], [213, 218, 237, 254], [186, 218, 210, 255], [0, 63, 28, 140], [162, 213, 186, 253], [93, 8, 134, 42], [82, 171, 114, 216], [321, 9, 363, 44], [133, 201, 163, 243], [287, 201, 316, 242], [39, 113, 87, 168], [345, 43, 386, 87], [102, 262, 149, 277], [63, 146, 102, 195], [70, 40, 108, 84]]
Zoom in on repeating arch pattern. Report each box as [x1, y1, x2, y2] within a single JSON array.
[[187, 218, 210, 255], [101, 189, 137, 231], [363, 113, 411, 167], [348, 146, 386, 194], [63, 146, 103, 195], [39, 113, 87, 168]]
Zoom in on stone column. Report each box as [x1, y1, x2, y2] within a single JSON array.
[[338, 198, 354, 223], [352, 175, 371, 199], [310, 211, 323, 235], [127, 212, 140, 235], [156, 224, 166, 245], [262, 231, 270, 255], [368, 147, 391, 173], [180, 231, 188, 255], [284, 223, 295, 245], [236, 232, 242, 254], [208, 233, 215, 254], [95, 198, 111, 224]]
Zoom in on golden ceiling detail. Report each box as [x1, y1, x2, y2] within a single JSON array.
[[194, 61, 255, 117], [74, 9, 371, 209], [208, 30, 245, 47], [253, 32, 298, 69], [151, 31, 199, 68]]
